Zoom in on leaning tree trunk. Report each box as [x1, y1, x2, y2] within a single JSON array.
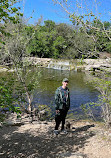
[[102, 103, 111, 128], [105, 103, 111, 128]]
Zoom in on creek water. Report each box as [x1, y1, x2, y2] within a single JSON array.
[[32, 68, 100, 119]]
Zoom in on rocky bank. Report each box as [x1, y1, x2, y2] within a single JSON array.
[[24, 57, 111, 72], [0, 57, 111, 72]]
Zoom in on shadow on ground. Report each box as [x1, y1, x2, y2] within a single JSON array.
[[0, 123, 95, 158]]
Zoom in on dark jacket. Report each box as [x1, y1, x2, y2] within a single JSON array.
[[55, 86, 70, 110]]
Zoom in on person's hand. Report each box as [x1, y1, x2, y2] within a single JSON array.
[[56, 110, 60, 114]]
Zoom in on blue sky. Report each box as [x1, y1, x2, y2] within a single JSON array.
[[18, 0, 111, 25]]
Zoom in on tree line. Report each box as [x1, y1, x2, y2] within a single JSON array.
[[28, 20, 111, 59], [0, 19, 111, 63]]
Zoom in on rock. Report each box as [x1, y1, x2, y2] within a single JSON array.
[[83, 58, 111, 72], [0, 68, 8, 72], [5, 112, 23, 126], [6, 122, 24, 126], [23, 57, 51, 67], [7, 69, 15, 72], [85, 65, 100, 71]]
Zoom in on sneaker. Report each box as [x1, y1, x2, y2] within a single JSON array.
[[53, 130, 59, 135], [61, 129, 68, 134]]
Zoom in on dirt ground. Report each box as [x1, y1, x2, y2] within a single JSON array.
[[0, 119, 111, 158]]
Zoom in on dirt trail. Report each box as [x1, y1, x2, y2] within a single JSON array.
[[0, 120, 111, 158]]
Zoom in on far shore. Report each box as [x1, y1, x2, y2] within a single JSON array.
[[0, 57, 111, 72]]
